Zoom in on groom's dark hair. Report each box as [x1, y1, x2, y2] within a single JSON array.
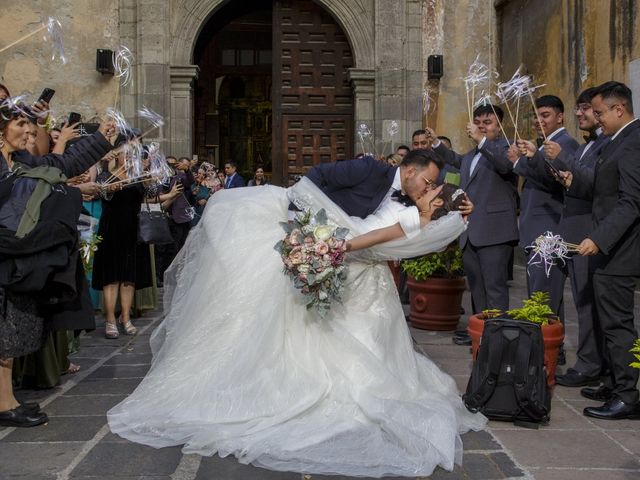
[[400, 148, 443, 170]]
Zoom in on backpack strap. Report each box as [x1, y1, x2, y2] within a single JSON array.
[[513, 328, 549, 421], [464, 327, 504, 411]]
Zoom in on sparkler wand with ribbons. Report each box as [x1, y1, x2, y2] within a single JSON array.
[[0, 16, 66, 63], [112, 45, 134, 107], [526, 231, 579, 278]]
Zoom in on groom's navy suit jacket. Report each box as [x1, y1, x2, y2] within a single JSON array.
[[306, 156, 396, 219]]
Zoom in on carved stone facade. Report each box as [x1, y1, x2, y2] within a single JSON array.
[[1, 0, 499, 164]]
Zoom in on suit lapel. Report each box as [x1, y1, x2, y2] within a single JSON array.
[[595, 121, 640, 171], [468, 154, 482, 185], [581, 135, 609, 167]]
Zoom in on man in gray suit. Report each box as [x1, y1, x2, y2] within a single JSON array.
[[528, 88, 610, 387], [512, 95, 580, 322], [429, 104, 518, 314], [562, 81, 640, 420]]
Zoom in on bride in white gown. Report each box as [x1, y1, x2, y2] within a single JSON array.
[[107, 178, 486, 478]]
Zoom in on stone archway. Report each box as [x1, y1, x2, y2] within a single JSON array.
[[168, 0, 375, 160]]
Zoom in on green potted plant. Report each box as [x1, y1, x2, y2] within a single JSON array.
[[401, 243, 466, 331], [467, 291, 565, 387], [630, 339, 640, 369]]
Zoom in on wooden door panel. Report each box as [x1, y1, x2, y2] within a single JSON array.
[[273, 0, 354, 185], [283, 115, 352, 178]]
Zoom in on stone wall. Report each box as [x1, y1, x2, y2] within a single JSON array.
[[422, 0, 496, 152], [497, 0, 640, 138], [1, 0, 498, 158], [0, 1, 119, 123]]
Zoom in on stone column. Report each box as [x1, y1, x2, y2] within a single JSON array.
[[169, 65, 199, 157], [348, 68, 376, 152]]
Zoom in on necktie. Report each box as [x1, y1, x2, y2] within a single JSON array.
[[225, 177, 230, 188], [390, 190, 414, 207], [583, 132, 597, 143], [536, 138, 544, 148]]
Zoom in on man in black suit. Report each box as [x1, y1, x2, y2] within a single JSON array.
[[540, 88, 610, 387], [564, 81, 640, 420], [429, 105, 518, 313]]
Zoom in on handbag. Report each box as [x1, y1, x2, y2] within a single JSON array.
[[137, 195, 174, 244]]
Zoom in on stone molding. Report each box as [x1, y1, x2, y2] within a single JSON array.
[[170, 0, 374, 69]]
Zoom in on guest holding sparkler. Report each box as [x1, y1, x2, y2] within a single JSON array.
[[511, 95, 579, 329], [428, 104, 518, 324], [526, 88, 610, 387], [0, 100, 115, 427], [91, 135, 152, 339], [560, 82, 640, 420]]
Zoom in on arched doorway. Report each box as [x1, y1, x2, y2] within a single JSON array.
[[192, 0, 354, 185]]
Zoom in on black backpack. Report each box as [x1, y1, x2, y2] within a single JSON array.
[[463, 318, 551, 428]]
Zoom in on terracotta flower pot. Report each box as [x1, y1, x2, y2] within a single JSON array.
[[467, 313, 565, 388], [406, 276, 466, 331]]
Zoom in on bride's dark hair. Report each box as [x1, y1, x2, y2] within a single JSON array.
[[431, 183, 466, 220]]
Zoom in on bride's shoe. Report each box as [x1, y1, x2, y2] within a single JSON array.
[[105, 321, 119, 339], [120, 319, 137, 336]]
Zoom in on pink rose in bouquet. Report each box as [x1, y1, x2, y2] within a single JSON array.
[[274, 208, 350, 318]]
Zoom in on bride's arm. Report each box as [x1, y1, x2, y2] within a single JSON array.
[[346, 224, 406, 252], [346, 209, 439, 252]]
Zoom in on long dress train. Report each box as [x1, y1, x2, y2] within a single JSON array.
[[107, 178, 486, 478]]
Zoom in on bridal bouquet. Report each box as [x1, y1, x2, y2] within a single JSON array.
[[275, 209, 349, 317]]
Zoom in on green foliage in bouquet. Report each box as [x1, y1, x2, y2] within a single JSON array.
[[275, 208, 349, 318], [400, 243, 463, 280], [630, 339, 640, 369]]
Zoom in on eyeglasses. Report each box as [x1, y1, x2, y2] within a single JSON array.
[[593, 104, 619, 119], [574, 104, 592, 113], [421, 176, 436, 189]]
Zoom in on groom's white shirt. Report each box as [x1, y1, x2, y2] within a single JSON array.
[[376, 169, 421, 239]]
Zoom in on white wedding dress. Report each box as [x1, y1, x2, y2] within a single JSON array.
[[107, 178, 486, 478]]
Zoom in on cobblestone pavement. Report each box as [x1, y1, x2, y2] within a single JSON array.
[[1, 265, 639, 480]]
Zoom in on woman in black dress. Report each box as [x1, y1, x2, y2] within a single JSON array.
[[92, 140, 152, 339]]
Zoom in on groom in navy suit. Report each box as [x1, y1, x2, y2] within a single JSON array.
[[306, 149, 444, 222]]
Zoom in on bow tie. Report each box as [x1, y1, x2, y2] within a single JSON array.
[[536, 138, 544, 148], [391, 190, 414, 207], [583, 132, 598, 143]]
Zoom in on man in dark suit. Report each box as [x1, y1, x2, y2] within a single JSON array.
[[512, 95, 580, 322], [562, 82, 640, 420], [428, 105, 518, 314], [224, 161, 245, 188], [539, 88, 610, 387], [305, 149, 444, 223]]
